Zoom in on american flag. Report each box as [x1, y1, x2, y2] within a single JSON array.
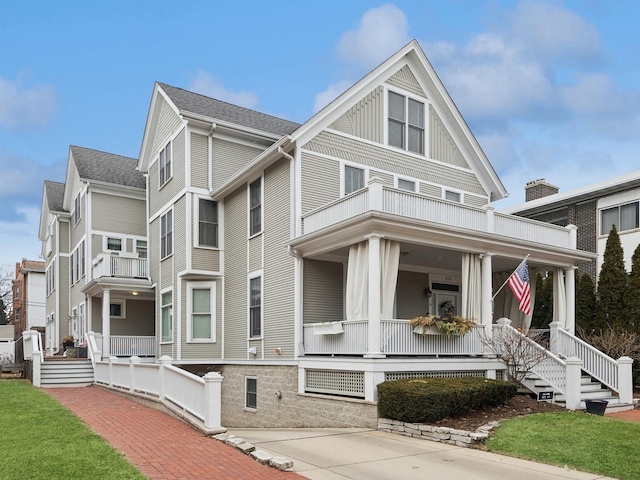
[[508, 260, 531, 315]]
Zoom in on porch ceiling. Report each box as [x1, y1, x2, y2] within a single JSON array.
[[82, 277, 154, 299]]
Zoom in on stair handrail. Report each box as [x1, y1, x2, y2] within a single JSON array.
[[555, 327, 619, 393], [85, 332, 102, 370]]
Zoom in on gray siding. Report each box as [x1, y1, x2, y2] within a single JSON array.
[[429, 105, 470, 169], [91, 234, 102, 258], [191, 132, 208, 189], [58, 255, 69, 340], [465, 194, 488, 208], [303, 131, 487, 196], [174, 195, 187, 277], [110, 300, 155, 336], [152, 97, 183, 158], [224, 185, 248, 359], [248, 235, 262, 273], [192, 248, 220, 272], [160, 257, 172, 289], [328, 86, 383, 143], [211, 138, 263, 191], [385, 65, 426, 98], [263, 159, 295, 359], [420, 182, 442, 198], [149, 128, 186, 217], [396, 270, 430, 320], [303, 260, 343, 324], [60, 222, 69, 254], [300, 151, 340, 215], [370, 170, 394, 186], [92, 193, 146, 236]]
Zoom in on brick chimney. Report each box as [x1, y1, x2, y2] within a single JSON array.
[[525, 179, 559, 202]]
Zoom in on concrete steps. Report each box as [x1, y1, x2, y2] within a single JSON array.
[[41, 360, 94, 387]]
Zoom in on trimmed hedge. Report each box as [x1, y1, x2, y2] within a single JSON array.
[[377, 377, 517, 424]]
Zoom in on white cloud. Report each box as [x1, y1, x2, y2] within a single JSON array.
[[189, 71, 259, 109], [313, 81, 352, 114], [0, 76, 57, 129], [0, 206, 43, 268], [337, 3, 410, 68]]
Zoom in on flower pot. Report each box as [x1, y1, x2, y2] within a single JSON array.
[[585, 399, 608, 416], [412, 325, 440, 335]]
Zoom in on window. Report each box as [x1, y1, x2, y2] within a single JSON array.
[[245, 377, 257, 410], [249, 276, 262, 338], [198, 199, 218, 247], [398, 178, 416, 192], [70, 242, 85, 284], [445, 190, 461, 203], [344, 165, 365, 195], [74, 193, 82, 224], [601, 202, 640, 234], [80, 240, 85, 277], [46, 263, 55, 296], [249, 179, 262, 236], [70, 251, 75, 284], [14, 285, 19, 299], [110, 302, 125, 318], [159, 142, 172, 187], [388, 91, 425, 155], [161, 291, 173, 343], [188, 283, 216, 341], [136, 240, 148, 259], [161, 210, 173, 258], [107, 238, 122, 251]]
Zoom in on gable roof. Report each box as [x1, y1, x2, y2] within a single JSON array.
[[44, 180, 66, 212], [70, 146, 145, 189], [157, 82, 300, 137]]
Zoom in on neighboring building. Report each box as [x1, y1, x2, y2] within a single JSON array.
[[38, 146, 154, 356], [502, 173, 640, 279], [12, 259, 45, 339]]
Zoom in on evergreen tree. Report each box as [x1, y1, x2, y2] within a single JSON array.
[[531, 273, 553, 328], [576, 273, 597, 334], [623, 243, 640, 334], [596, 225, 628, 330]]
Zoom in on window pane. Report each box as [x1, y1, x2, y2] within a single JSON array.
[[107, 238, 122, 251], [445, 190, 461, 202], [192, 314, 211, 339], [250, 179, 261, 208], [246, 378, 257, 409], [199, 199, 217, 222], [193, 289, 210, 313], [388, 91, 405, 121], [161, 292, 172, 342], [408, 126, 424, 154], [408, 99, 424, 127], [110, 304, 122, 317], [250, 278, 261, 306], [388, 120, 404, 149], [398, 179, 415, 191], [344, 166, 364, 195], [250, 208, 261, 235], [199, 224, 218, 247], [601, 207, 618, 235], [620, 203, 639, 231], [165, 144, 171, 178]]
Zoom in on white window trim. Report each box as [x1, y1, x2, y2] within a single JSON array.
[[195, 196, 219, 249], [158, 141, 173, 189], [599, 201, 640, 236], [248, 177, 263, 238], [340, 161, 369, 197], [105, 236, 123, 252], [384, 85, 429, 157], [186, 281, 216, 343], [245, 376, 257, 411], [136, 239, 148, 258], [248, 271, 263, 340], [396, 177, 417, 192], [160, 208, 174, 260], [443, 189, 463, 203], [110, 301, 126, 319], [160, 287, 173, 344]]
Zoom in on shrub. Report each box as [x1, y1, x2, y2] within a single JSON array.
[[378, 377, 517, 424]]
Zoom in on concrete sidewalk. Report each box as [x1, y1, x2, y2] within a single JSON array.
[[228, 428, 617, 480]]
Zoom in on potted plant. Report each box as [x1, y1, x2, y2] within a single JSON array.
[[62, 336, 75, 352], [410, 301, 475, 336]]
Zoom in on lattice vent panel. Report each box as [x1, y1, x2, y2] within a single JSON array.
[[305, 369, 365, 398], [385, 370, 486, 381]]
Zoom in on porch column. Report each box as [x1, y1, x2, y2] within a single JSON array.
[[365, 234, 383, 358], [481, 253, 494, 337], [102, 289, 111, 357], [564, 267, 576, 335]]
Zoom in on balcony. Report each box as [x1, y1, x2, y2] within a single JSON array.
[[300, 181, 575, 250], [92, 252, 148, 280]]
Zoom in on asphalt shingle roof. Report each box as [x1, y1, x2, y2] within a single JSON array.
[[70, 146, 146, 189], [44, 180, 65, 212], [158, 82, 301, 137]]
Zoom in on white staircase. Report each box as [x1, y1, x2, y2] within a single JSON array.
[[40, 359, 94, 387]]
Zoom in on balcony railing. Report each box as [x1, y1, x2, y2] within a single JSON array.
[[87, 333, 156, 358], [92, 253, 148, 279], [301, 182, 574, 249]]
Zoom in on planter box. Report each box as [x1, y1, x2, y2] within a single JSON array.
[[585, 399, 608, 416], [412, 325, 440, 335], [312, 322, 344, 335]]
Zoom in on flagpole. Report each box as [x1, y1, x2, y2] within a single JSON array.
[[492, 255, 530, 300]]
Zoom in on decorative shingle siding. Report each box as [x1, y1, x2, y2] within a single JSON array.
[[303, 259, 343, 324], [385, 65, 426, 98], [420, 182, 442, 198], [300, 151, 341, 215], [429, 105, 470, 169], [328, 86, 383, 143], [190, 132, 209, 189], [464, 194, 489, 208]]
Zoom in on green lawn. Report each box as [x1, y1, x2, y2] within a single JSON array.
[[488, 411, 640, 480], [0, 379, 145, 480]]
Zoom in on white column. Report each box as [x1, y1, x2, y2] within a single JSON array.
[[564, 267, 576, 335], [365, 234, 384, 358], [481, 253, 494, 338], [203, 371, 224, 431], [565, 357, 582, 411], [617, 357, 634, 405], [102, 289, 111, 357]]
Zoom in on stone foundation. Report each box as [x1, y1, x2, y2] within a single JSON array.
[[378, 418, 500, 448]]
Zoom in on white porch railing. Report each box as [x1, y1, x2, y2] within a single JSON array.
[[300, 182, 573, 249], [22, 330, 44, 387], [110, 335, 156, 357], [92, 252, 148, 279], [93, 355, 224, 432], [304, 321, 368, 355]]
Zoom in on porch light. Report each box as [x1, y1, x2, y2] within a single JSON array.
[[131, 291, 139, 296], [423, 287, 432, 298]]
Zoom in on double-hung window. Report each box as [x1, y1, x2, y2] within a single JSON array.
[[249, 276, 262, 338], [601, 202, 640, 234], [388, 91, 425, 155], [161, 291, 173, 343], [136, 240, 148, 258], [107, 238, 122, 252], [161, 210, 173, 259], [249, 179, 262, 236], [198, 199, 218, 247], [159, 142, 172, 187], [74, 193, 82, 224], [344, 165, 365, 195], [189, 283, 215, 341]]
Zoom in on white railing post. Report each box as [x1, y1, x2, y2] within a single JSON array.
[[108, 356, 118, 387], [32, 347, 42, 388], [567, 224, 578, 249], [565, 357, 582, 410], [368, 177, 384, 211], [158, 355, 172, 401], [129, 356, 140, 393], [203, 371, 223, 430], [549, 321, 562, 355], [484, 205, 495, 233], [617, 356, 634, 405]]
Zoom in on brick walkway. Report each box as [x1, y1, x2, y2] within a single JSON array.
[[47, 386, 302, 480], [607, 408, 640, 423]]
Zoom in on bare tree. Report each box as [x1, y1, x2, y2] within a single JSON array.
[[577, 326, 640, 361], [0, 265, 14, 325]]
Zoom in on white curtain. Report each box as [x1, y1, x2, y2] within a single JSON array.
[[492, 268, 537, 330], [346, 242, 368, 321], [380, 239, 400, 319], [461, 253, 481, 321], [553, 268, 566, 327]]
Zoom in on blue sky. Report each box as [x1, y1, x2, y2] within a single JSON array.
[[2, 0, 640, 269]]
